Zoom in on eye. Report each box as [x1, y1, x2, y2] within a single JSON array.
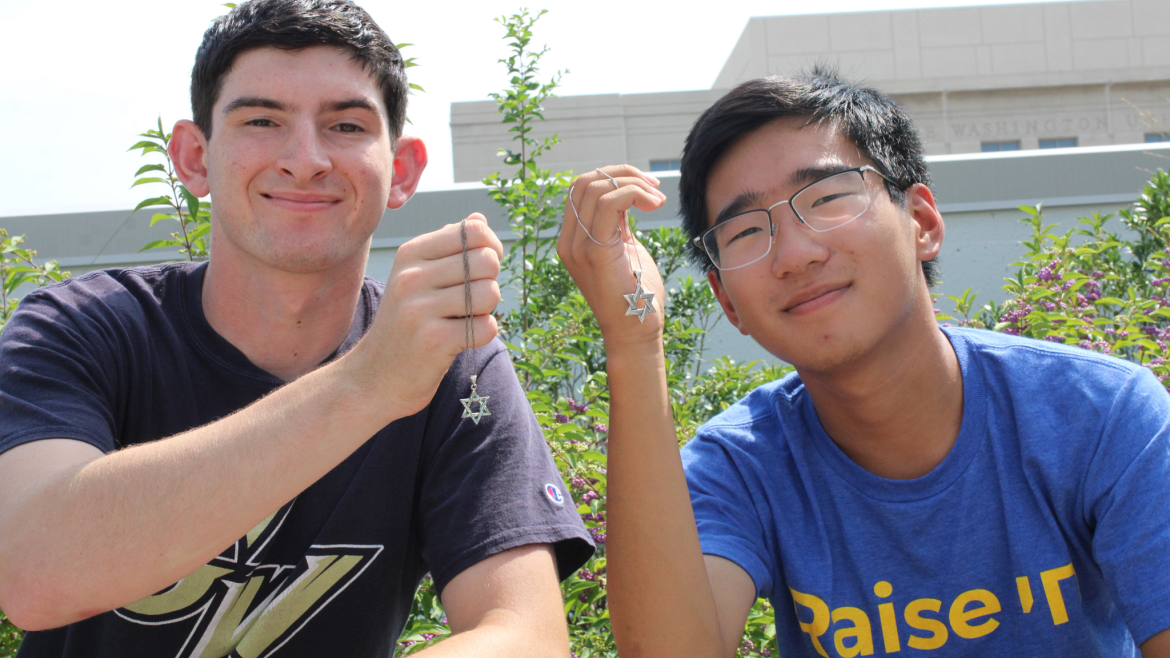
[[727, 225, 762, 244], [810, 192, 856, 208], [334, 122, 364, 134], [245, 118, 276, 127]]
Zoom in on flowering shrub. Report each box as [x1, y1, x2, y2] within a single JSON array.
[[941, 170, 1170, 390]]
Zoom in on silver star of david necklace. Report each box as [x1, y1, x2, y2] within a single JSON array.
[[459, 218, 490, 424], [569, 169, 657, 322]]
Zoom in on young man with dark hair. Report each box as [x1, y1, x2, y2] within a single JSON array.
[[558, 71, 1170, 657], [0, 1, 591, 655]]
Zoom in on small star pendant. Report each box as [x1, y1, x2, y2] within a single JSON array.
[[623, 270, 657, 323], [461, 375, 491, 425]]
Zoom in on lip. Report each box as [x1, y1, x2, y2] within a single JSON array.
[[261, 191, 342, 211], [783, 282, 851, 314]]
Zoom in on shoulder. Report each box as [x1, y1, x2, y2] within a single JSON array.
[[8, 262, 199, 335], [17, 262, 197, 314], [682, 372, 804, 467], [945, 326, 1146, 397]]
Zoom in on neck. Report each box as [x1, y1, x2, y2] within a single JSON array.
[[202, 238, 369, 382], [798, 296, 964, 480]]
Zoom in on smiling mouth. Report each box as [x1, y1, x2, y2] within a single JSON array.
[[783, 284, 851, 314], [261, 193, 342, 210]]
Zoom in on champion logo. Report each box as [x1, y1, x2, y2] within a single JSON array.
[[544, 483, 564, 505]]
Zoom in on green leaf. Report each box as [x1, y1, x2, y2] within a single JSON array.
[[179, 186, 201, 215], [139, 239, 180, 252], [130, 177, 167, 188], [134, 196, 174, 213], [134, 163, 167, 176]]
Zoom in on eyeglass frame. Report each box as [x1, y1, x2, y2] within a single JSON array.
[[692, 165, 894, 271]]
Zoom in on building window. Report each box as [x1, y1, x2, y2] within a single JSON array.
[[981, 140, 1021, 152], [1145, 132, 1170, 143], [649, 159, 681, 172], [1039, 138, 1077, 149]]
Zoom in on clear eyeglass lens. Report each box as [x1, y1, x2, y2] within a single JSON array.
[[792, 170, 870, 230], [704, 210, 772, 270]]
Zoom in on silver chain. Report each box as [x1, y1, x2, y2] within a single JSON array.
[[461, 218, 477, 375], [567, 170, 657, 323], [459, 218, 490, 423]]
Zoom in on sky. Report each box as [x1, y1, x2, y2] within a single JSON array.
[[0, 0, 1084, 216]]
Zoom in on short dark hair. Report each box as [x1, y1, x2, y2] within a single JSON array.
[[679, 67, 940, 286], [191, 0, 407, 141]]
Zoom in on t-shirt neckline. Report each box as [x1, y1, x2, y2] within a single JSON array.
[[179, 261, 372, 385], [798, 327, 989, 503]]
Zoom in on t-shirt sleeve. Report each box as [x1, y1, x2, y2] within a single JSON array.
[[415, 339, 594, 594], [0, 282, 122, 456], [1084, 366, 1170, 645], [681, 430, 774, 599]]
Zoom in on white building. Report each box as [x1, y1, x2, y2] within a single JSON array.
[[451, 0, 1170, 181]]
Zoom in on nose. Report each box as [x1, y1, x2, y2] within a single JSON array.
[[768, 203, 830, 278], [275, 118, 332, 184]]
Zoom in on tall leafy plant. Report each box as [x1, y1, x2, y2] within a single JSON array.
[[128, 118, 211, 261], [483, 9, 574, 338]]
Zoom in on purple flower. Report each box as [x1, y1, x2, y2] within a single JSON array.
[[588, 524, 607, 544], [1043, 335, 1064, 343], [555, 413, 570, 423], [581, 490, 598, 503], [592, 423, 609, 434]]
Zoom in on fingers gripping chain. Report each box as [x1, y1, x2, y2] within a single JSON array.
[[459, 217, 490, 424], [567, 169, 657, 323]]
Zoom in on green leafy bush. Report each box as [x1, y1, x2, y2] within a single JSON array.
[[0, 230, 70, 335]]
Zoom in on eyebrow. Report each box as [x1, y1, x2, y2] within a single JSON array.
[[712, 163, 858, 225], [221, 97, 381, 115], [322, 98, 380, 114], [222, 97, 286, 115]]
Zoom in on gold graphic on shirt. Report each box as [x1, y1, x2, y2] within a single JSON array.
[[789, 563, 1079, 655], [115, 503, 383, 658]]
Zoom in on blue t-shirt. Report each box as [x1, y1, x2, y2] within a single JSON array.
[[682, 327, 1170, 657]]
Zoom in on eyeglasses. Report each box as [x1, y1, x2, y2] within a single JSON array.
[[694, 165, 890, 271]]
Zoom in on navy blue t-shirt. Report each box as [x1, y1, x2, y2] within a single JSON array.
[[682, 327, 1170, 657], [0, 261, 592, 657]]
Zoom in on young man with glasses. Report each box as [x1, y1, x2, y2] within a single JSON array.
[[558, 71, 1170, 657]]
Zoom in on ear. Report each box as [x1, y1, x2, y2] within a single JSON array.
[[707, 270, 750, 336], [387, 135, 427, 209], [170, 120, 210, 197], [905, 183, 944, 263]]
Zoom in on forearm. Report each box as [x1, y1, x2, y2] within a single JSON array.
[[412, 615, 567, 658], [0, 349, 395, 630], [605, 342, 726, 658]]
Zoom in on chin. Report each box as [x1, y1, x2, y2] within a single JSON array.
[[755, 327, 871, 376], [257, 241, 361, 274]]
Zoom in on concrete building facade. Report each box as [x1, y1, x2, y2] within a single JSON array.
[[6, 143, 1169, 364], [450, 0, 1170, 182]]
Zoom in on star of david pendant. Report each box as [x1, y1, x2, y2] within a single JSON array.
[[623, 270, 657, 323], [461, 375, 491, 425]]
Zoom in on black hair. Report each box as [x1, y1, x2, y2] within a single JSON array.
[[679, 66, 940, 286], [191, 0, 407, 141]]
